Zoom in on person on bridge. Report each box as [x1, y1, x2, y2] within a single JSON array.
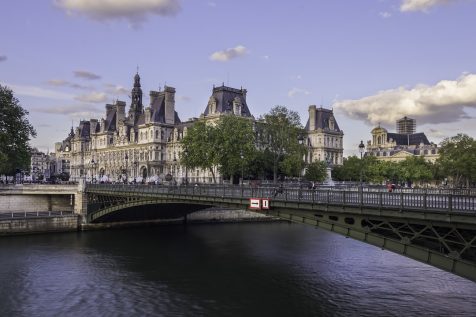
[[273, 183, 284, 198]]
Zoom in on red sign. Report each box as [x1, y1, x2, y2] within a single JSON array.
[[249, 198, 261, 209]]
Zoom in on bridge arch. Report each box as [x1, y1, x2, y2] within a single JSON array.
[[88, 199, 214, 223]]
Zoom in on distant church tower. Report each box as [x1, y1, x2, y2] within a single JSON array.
[[129, 72, 143, 123]]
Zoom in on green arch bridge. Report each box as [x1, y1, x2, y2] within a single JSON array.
[[85, 184, 476, 282]]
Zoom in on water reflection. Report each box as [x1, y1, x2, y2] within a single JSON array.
[[0, 223, 475, 316]]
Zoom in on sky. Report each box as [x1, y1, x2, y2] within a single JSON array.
[[1, 0, 476, 156]]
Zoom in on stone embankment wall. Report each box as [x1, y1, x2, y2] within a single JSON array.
[[188, 207, 273, 223], [0, 194, 73, 213], [0, 216, 79, 236]]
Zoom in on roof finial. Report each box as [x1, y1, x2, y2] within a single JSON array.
[[136, 65, 139, 74]]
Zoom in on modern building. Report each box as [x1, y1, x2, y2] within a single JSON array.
[[304, 105, 344, 166], [366, 117, 439, 162]]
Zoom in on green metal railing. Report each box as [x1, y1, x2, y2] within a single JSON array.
[[86, 184, 476, 213]]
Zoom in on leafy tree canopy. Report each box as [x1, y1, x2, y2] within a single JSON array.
[[258, 106, 304, 182], [304, 161, 328, 182], [0, 85, 36, 176], [437, 133, 476, 187]]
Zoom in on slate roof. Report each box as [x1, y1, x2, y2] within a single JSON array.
[[387, 132, 430, 146], [203, 85, 252, 117], [136, 90, 181, 125], [305, 107, 342, 132]]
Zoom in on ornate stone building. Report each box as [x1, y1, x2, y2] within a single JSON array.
[[54, 75, 255, 184], [30, 148, 50, 181], [365, 117, 439, 162], [304, 105, 344, 166]]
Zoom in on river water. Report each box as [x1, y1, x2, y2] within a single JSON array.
[[0, 222, 475, 317]]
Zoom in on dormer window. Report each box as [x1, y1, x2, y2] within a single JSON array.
[[233, 97, 242, 116]]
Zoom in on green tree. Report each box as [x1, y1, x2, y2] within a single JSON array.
[[215, 115, 256, 183], [0, 85, 36, 177], [437, 134, 476, 187], [332, 156, 362, 181], [399, 156, 433, 186], [180, 120, 219, 183], [304, 161, 328, 182], [258, 106, 304, 183]]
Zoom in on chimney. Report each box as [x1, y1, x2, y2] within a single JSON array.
[[145, 107, 151, 124], [150, 91, 159, 106], [164, 86, 176, 124], [90, 119, 98, 135], [308, 105, 316, 131], [116, 101, 126, 126], [105, 104, 113, 118]]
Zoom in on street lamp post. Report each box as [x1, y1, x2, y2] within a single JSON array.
[[125, 153, 129, 184], [184, 149, 189, 185], [240, 150, 244, 186], [133, 161, 138, 182], [91, 159, 97, 183], [358, 140, 365, 187]]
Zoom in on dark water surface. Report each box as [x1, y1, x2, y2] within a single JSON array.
[[1, 223, 475, 317]]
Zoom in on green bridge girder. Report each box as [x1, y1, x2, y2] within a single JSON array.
[[85, 184, 476, 282]]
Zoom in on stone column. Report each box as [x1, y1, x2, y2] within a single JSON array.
[[74, 177, 88, 223]]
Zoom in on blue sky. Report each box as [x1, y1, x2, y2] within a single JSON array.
[[1, 0, 476, 156]]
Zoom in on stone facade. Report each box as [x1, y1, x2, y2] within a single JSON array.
[[366, 117, 439, 162], [54, 75, 256, 184], [53, 74, 345, 183], [304, 105, 344, 166], [30, 148, 50, 181]]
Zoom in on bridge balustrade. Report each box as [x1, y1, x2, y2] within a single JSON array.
[[86, 184, 476, 213]]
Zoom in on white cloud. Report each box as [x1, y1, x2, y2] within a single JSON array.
[[75, 92, 108, 103], [333, 73, 476, 126], [209, 45, 248, 62], [379, 11, 392, 18], [176, 95, 191, 102], [288, 87, 310, 98], [400, 0, 460, 12], [47, 79, 91, 90], [0, 82, 75, 100], [33, 104, 101, 116], [104, 83, 129, 95], [74, 70, 101, 80], [0, 55, 7, 62], [55, 0, 181, 24]]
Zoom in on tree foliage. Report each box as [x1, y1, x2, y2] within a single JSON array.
[[0, 85, 36, 176], [437, 134, 476, 187], [180, 120, 219, 182], [181, 115, 256, 183], [258, 106, 304, 182], [215, 115, 256, 181], [304, 161, 328, 182]]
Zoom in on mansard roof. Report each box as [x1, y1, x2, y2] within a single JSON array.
[[104, 108, 117, 132], [305, 106, 342, 132], [387, 132, 430, 146], [135, 89, 182, 125], [78, 120, 91, 138], [203, 85, 252, 117]]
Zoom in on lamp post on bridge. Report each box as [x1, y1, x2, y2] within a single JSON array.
[[91, 159, 98, 183], [125, 153, 129, 184], [240, 150, 244, 186], [184, 148, 189, 185], [358, 140, 365, 188]]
